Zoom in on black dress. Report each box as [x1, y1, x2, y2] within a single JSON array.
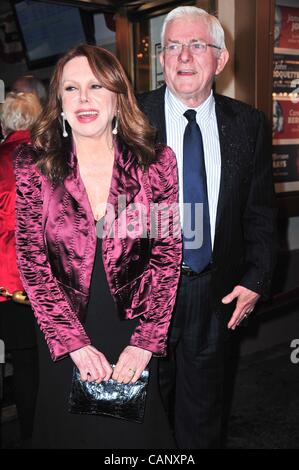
[[33, 234, 175, 449]]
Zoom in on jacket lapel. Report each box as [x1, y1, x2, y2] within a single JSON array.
[[214, 94, 243, 230], [63, 144, 141, 226], [153, 86, 167, 144], [141, 85, 167, 144], [107, 144, 141, 224], [63, 151, 94, 219]]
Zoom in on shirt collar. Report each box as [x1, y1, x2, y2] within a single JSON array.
[[165, 88, 215, 128]]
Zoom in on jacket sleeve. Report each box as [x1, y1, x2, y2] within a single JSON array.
[[129, 146, 182, 356], [14, 146, 91, 361], [240, 111, 278, 298]]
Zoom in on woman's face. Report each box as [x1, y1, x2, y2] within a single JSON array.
[[60, 56, 117, 141]]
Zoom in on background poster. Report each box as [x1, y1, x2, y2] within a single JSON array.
[[274, 5, 299, 55], [273, 98, 299, 145], [273, 144, 299, 192], [273, 5, 299, 192], [150, 14, 166, 90], [273, 54, 299, 94]]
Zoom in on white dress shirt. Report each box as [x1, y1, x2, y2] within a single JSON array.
[[165, 88, 221, 248]]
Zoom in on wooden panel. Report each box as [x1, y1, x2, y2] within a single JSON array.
[[234, 0, 256, 106], [255, 0, 275, 119], [115, 9, 134, 81], [195, 0, 215, 11]]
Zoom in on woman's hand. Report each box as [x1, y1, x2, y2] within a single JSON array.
[[112, 345, 152, 384], [70, 345, 113, 383]]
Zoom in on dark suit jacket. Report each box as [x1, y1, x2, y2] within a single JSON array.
[[138, 85, 277, 313]]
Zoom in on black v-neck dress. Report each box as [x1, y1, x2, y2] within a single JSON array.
[[33, 229, 175, 449]]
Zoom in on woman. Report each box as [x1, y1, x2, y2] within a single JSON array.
[[0, 92, 41, 446], [14, 44, 181, 449]]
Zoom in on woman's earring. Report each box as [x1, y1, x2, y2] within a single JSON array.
[[61, 111, 68, 138], [112, 115, 118, 135]]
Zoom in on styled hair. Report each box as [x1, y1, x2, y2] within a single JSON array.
[[12, 75, 47, 105], [32, 44, 156, 183], [161, 6, 226, 50], [0, 91, 42, 134]]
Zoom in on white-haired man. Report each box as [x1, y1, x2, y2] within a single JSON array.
[[138, 6, 277, 449]]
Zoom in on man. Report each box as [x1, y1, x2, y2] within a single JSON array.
[[138, 6, 277, 449]]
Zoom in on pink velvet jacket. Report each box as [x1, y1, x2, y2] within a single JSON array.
[[14, 143, 182, 361]]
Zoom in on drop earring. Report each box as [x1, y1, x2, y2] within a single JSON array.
[[61, 111, 68, 138], [112, 114, 118, 135]]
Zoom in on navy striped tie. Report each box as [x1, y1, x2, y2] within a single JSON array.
[[183, 109, 212, 272]]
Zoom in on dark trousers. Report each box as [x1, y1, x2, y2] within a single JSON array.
[[0, 300, 38, 442], [159, 272, 231, 449], [10, 347, 38, 440]]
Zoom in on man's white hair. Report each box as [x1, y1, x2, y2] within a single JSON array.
[[161, 6, 226, 50]]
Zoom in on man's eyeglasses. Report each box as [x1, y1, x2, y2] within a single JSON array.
[[163, 41, 221, 56]]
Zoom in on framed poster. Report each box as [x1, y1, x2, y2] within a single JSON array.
[[150, 14, 165, 90], [274, 5, 299, 55], [273, 3, 299, 196]]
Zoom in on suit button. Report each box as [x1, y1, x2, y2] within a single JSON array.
[[132, 255, 139, 261]]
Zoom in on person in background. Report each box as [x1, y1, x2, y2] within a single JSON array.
[[138, 6, 277, 449], [0, 75, 46, 142], [14, 44, 181, 449], [12, 75, 47, 106], [0, 92, 42, 447]]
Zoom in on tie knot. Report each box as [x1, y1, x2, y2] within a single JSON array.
[[184, 109, 197, 123]]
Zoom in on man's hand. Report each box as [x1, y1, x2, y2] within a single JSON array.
[[112, 345, 152, 384], [222, 285, 260, 330]]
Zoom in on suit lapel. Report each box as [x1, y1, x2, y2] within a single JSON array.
[[154, 86, 167, 144], [214, 94, 242, 230], [143, 85, 167, 144]]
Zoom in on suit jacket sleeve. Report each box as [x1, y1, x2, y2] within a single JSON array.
[[240, 111, 278, 298], [14, 145, 91, 361], [129, 146, 182, 356]]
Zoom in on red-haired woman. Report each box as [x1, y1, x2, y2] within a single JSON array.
[[15, 45, 181, 449]]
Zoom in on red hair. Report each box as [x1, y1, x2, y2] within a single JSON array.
[[32, 44, 156, 182]]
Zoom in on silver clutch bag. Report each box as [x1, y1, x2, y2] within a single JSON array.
[[68, 366, 149, 423]]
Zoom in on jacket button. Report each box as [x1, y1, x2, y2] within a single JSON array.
[[132, 255, 139, 261]]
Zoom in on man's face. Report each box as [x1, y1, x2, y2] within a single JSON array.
[[160, 17, 229, 106]]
